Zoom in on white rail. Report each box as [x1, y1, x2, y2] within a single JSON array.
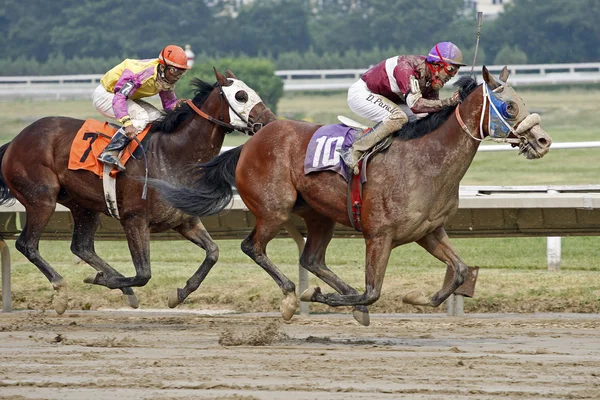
[[275, 62, 600, 90], [0, 63, 599, 100]]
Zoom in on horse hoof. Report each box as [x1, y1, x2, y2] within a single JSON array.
[[83, 272, 99, 284], [280, 291, 298, 321], [52, 280, 68, 315], [352, 305, 370, 326], [402, 290, 431, 306], [124, 294, 139, 309], [168, 289, 182, 308], [300, 287, 318, 302]]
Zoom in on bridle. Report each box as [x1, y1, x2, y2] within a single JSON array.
[[185, 82, 267, 135], [455, 83, 540, 146]]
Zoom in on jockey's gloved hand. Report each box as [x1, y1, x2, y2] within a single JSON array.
[[450, 90, 461, 105], [124, 125, 137, 139]]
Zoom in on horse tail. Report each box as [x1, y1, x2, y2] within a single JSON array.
[[0, 143, 16, 206], [151, 146, 242, 217]]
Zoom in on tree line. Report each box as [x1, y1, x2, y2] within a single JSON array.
[[0, 0, 597, 75]]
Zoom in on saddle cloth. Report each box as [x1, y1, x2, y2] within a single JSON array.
[[304, 124, 360, 181], [68, 119, 150, 178]]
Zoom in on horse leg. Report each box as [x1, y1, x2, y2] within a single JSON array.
[[297, 212, 370, 326], [15, 203, 69, 314], [403, 226, 468, 307], [70, 207, 139, 308], [241, 221, 298, 321], [167, 218, 219, 308], [311, 236, 393, 307], [87, 216, 152, 289]]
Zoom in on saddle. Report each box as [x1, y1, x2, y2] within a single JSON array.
[[68, 119, 152, 178], [67, 119, 155, 219], [303, 118, 393, 232]]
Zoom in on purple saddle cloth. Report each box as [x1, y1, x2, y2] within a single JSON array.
[[304, 124, 358, 181]]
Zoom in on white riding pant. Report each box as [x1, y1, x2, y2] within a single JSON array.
[[92, 85, 162, 133], [347, 79, 404, 123]]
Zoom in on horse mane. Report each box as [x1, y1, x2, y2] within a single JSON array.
[[150, 78, 217, 134], [393, 76, 479, 140]]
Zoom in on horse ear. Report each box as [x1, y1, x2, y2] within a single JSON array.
[[498, 66, 510, 83], [482, 65, 500, 89], [213, 67, 230, 86], [225, 69, 238, 80]]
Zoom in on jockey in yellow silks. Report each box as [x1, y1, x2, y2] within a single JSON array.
[[93, 45, 191, 171]]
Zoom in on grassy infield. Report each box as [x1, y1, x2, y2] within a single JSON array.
[[1, 85, 599, 314]]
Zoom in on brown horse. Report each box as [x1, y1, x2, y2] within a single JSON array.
[[151, 66, 552, 325], [0, 69, 276, 314]]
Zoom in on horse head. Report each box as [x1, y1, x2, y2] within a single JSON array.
[[479, 65, 552, 159], [214, 68, 277, 134]]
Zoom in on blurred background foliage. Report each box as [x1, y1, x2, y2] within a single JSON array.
[[0, 0, 597, 76]]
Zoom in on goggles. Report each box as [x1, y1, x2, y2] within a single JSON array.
[[443, 63, 459, 74], [166, 66, 187, 77]]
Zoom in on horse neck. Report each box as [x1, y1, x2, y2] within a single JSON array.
[[155, 99, 228, 173], [434, 87, 485, 182], [388, 87, 485, 188]]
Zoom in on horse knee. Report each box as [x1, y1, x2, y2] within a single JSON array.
[[15, 239, 34, 258], [70, 242, 91, 260], [299, 253, 314, 271], [363, 288, 381, 306], [455, 263, 468, 286], [204, 241, 219, 264], [241, 238, 255, 259], [135, 273, 151, 287]]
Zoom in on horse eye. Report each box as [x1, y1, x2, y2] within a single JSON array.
[[235, 91, 248, 103], [505, 101, 519, 118]]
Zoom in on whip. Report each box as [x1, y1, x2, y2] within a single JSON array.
[[470, 12, 484, 77]]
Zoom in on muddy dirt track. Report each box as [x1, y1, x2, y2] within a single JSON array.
[[1, 310, 599, 400]]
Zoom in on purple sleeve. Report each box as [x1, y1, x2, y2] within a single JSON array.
[[112, 70, 142, 120], [112, 92, 131, 121], [159, 90, 178, 111]]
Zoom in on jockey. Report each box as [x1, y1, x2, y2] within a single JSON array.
[[341, 42, 466, 174], [93, 45, 191, 171]]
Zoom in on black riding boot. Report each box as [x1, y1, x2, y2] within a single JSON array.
[[97, 128, 131, 171]]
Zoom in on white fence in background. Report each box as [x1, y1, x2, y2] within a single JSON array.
[[277, 62, 600, 90], [0, 62, 599, 100]]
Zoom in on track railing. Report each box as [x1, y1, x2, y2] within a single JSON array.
[[0, 62, 599, 100]]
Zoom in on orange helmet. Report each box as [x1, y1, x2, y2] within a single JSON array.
[[158, 45, 191, 70]]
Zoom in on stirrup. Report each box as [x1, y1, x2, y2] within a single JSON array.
[[98, 152, 126, 172], [338, 148, 360, 175]]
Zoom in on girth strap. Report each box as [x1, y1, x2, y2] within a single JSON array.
[[346, 161, 364, 232]]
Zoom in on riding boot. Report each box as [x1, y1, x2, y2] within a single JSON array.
[[97, 128, 131, 172], [339, 112, 408, 174]]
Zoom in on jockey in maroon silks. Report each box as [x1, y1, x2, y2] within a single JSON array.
[[341, 42, 467, 174]]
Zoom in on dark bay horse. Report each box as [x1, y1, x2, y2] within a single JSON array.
[[151, 66, 552, 325], [0, 68, 276, 314]]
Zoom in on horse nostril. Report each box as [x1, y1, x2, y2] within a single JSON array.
[[538, 138, 549, 147]]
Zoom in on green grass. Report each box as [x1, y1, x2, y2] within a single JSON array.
[[4, 237, 600, 314]]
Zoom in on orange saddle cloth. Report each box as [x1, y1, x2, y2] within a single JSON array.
[[68, 119, 150, 178]]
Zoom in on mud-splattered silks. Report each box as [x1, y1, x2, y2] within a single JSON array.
[[304, 124, 357, 178]]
